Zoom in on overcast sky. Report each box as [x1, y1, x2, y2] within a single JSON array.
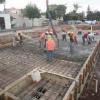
[[0, 0, 100, 12]]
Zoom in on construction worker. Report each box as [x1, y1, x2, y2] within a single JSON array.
[[13, 32, 24, 46], [46, 36, 56, 61], [87, 32, 95, 45], [68, 32, 75, 54], [17, 33, 24, 45], [82, 32, 88, 45], [39, 32, 45, 48], [47, 28, 53, 35], [61, 29, 67, 41], [72, 32, 78, 44], [44, 28, 54, 48]]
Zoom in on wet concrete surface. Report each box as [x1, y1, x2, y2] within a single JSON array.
[[34, 33, 100, 63]]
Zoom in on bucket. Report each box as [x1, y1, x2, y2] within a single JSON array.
[[31, 69, 41, 82]]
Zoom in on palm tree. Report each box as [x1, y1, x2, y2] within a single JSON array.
[[0, 0, 6, 12]]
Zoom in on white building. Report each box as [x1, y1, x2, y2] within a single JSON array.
[[11, 18, 49, 28], [0, 14, 11, 30]]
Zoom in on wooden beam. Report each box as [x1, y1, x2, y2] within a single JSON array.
[[4, 92, 20, 100], [39, 69, 76, 81]]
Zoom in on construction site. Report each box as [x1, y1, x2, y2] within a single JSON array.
[[0, 24, 99, 100]]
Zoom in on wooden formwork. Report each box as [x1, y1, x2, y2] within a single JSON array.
[[0, 46, 80, 86], [3, 72, 73, 100], [0, 40, 99, 100], [63, 41, 100, 100], [0, 33, 14, 48]]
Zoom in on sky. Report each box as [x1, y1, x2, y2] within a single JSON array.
[[0, 0, 100, 12]]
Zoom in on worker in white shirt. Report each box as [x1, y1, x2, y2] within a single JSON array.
[[87, 32, 94, 44]]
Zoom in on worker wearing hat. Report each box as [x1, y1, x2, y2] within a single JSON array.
[[44, 28, 54, 48], [46, 36, 56, 61]]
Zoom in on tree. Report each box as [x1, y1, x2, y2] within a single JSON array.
[[63, 12, 84, 22], [48, 4, 57, 11], [46, 10, 57, 20], [87, 5, 91, 14], [46, 4, 57, 20], [86, 5, 100, 21], [0, 0, 5, 4], [86, 6, 93, 20], [23, 4, 41, 19], [87, 10, 100, 21], [46, 4, 66, 19], [63, 3, 83, 22], [23, 4, 41, 26], [56, 5, 66, 19]]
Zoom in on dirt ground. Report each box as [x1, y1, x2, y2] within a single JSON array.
[[79, 81, 100, 100]]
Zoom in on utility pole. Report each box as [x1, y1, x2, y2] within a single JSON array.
[[46, 0, 53, 29], [46, 0, 59, 47], [46, 0, 55, 33]]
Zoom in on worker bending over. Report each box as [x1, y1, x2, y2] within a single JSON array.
[[39, 28, 53, 49], [87, 32, 94, 45], [46, 36, 56, 61], [82, 32, 88, 45], [68, 32, 76, 54], [13, 32, 24, 47]]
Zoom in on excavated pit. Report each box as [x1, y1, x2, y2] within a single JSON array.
[[6, 73, 73, 100]]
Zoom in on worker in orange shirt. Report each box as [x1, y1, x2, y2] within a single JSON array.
[[72, 32, 78, 44], [68, 32, 75, 54], [46, 36, 56, 61], [44, 28, 54, 48]]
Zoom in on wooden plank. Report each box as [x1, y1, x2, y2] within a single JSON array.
[[4, 92, 20, 100]]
